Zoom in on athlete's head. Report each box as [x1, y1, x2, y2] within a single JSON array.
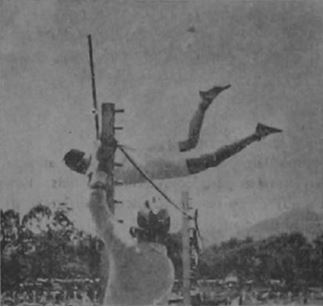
[[63, 149, 91, 174]]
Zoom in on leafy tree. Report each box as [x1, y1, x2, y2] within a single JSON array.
[[1, 209, 23, 290], [1, 203, 104, 291]]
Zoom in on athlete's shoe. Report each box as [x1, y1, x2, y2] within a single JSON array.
[[255, 123, 283, 140], [199, 84, 231, 103]]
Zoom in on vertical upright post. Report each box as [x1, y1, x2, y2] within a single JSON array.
[[182, 191, 191, 306], [99, 103, 116, 214]]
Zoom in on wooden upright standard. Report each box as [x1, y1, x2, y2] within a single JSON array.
[[98, 103, 116, 214], [182, 191, 191, 306]]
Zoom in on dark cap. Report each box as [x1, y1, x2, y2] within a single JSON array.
[[63, 149, 91, 174]]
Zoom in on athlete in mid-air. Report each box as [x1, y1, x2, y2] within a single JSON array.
[[64, 83, 282, 186]]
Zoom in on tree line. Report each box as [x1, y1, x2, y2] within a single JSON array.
[[2, 203, 323, 293], [1, 204, 103, 292], [199, 232, 323, 290]]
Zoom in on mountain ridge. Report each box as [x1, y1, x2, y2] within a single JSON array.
[[235, 208, 323, 241]]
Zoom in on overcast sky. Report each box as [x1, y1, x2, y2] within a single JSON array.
[[1, 0, 322, 236]]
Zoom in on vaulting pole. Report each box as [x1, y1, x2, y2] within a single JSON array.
[[87, 35, 100, 140]]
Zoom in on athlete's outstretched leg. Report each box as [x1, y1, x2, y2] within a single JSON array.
[[178, 84, 231, 152], [186, 123, 282, 174]]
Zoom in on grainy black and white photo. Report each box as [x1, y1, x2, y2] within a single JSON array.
[[1, 0, 323, 305]]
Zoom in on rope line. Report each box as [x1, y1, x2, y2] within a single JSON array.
[[117, 145, 190, 218]]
